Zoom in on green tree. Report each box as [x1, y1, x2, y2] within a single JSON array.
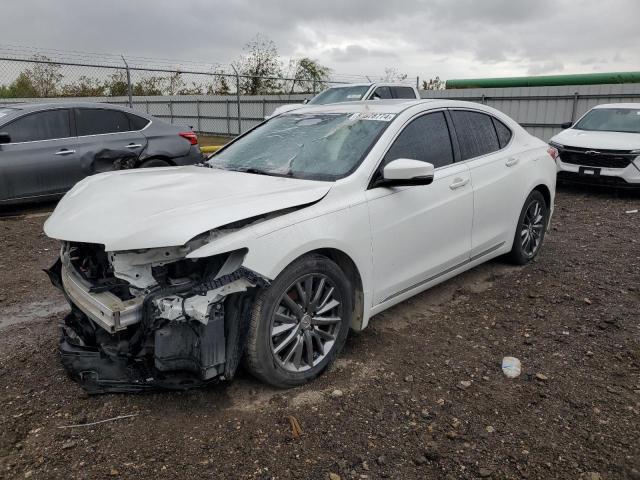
[[288, 57, 331, 93], [61, 75, 106, 97], [132, 76, 165, 96], [233, 34, 283, 95], [106, 71, 129, 96], [0, 72, 37, 98]]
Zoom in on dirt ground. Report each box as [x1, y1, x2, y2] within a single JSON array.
[[0, 186, 639, 480]]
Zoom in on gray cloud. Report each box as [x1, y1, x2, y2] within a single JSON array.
[[1, 0, 639, 81]]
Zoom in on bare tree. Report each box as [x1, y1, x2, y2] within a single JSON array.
[[20, 55, 63, 97], [382, 67, 408, 82]]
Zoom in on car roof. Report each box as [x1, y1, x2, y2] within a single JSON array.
[[326, 82, 416, 89], [593, 103, 640, 110], [0, 101, 148, 115], [283, 99, 495, 115]]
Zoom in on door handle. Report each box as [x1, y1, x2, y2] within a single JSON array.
[[125, 143, 143, 148], [505, 157, 520, 167], [55, 149, 76, 156], [449, 177, 469, 190]]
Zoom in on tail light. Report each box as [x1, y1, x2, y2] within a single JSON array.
[[547, 146, 559, 160], [179, 131, 198, 145]]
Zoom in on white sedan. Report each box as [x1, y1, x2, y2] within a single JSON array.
[[44, 99, 557, 393]]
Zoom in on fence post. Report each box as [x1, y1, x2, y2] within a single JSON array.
[[262, 98, 266, 119], [416, 76, 419, 90], [231, 66, 242, 135], [481, 94, 487, 105], [145, 100, 149, 114], [196, 100, 201, 133], [226, 99, 230, 136], [168, 100, 173, 124], [570, 91, 579, 122], [121, 55, 133, 109], [312, 80, 317, 95]]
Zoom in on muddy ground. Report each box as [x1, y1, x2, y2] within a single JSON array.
[[0, 186, 639, 480]]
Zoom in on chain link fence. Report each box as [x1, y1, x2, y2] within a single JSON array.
[[0, 52, 360, 135]]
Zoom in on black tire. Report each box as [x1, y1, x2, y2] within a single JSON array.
[[139, 158, 171, 168], [507, 190, 548, 265], [244, 254, 353, 388]]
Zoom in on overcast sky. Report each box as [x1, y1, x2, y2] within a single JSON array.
[[2, 0, 639, 81]]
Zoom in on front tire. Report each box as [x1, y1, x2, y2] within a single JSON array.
[[139, 158, 171, 168], [507, 190, 548, 265], [244, 254, 353, 388]]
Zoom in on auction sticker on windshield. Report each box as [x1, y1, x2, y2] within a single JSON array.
[[349, 113, 396, 122]]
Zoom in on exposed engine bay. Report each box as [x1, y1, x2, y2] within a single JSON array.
[[46, 239, 268, 394]]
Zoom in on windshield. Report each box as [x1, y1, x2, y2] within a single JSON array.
[[574, 108, 640, 134], [207, 112, 392, 181], [308, 86, 370, 105], [0, 107, 18, 119]]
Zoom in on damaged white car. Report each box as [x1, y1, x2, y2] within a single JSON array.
[[44, 100, 556, 393]]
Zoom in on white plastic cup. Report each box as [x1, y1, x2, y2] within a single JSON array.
[[502, 356, 521, 378]]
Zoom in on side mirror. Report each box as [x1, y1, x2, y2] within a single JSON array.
[[302, 99, 309, 104], [560, 121, 573, 129], [0, 132, 11, 144], [376, 159, 434, 188]]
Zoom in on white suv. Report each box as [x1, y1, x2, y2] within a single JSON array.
[[550, 103, 640, 187], [266, 83, 420, 118]]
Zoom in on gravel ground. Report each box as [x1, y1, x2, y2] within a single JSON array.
[[0, 186, 639, 480]]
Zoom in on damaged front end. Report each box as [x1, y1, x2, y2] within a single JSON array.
[[46, 240, 267, 394]]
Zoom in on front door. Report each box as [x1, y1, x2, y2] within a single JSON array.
[[366, 111, 474, 305]]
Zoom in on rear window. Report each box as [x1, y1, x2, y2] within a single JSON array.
[[370, 87, 393, 100], [450, 110, 500, 160], [392, 87, 417, 99], [127, 113, 150, 130], [492, 118, 513, 148], [76, 108, 132, 136], [2, 109, 71, 143]]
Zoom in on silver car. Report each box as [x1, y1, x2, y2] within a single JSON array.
[[0, 102, 203, 205]]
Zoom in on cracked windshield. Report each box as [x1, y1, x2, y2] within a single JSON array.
[[207, 112, 392, 181]]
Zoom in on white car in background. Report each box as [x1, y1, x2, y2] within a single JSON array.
[[266, 82, 420, 118], [550, 103, 640, 187], [44, 99, 556, 393]]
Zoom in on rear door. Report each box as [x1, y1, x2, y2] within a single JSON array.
[[449, 109, 525, 257], [0, 108, 77, 202], [72, 107, 148, 177]]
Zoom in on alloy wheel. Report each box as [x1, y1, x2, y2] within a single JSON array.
[[270, 274, 343, 372], [520, 199, 544, 257]]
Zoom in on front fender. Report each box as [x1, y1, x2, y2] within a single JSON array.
[[188, 202, 375, 329]]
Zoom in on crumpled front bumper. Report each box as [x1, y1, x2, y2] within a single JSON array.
[[46, 257, 263, 394]]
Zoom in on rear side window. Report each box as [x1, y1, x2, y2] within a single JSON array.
[[492, 118, 512, 148], [3, 109, 71, 143], [450, 110, 500, 160], [392, 87, 417, 99], [383, 111, 454, 168], [76, 108, 131, 136], [370, 87, 393, 100], [127, 113, 150, 130]]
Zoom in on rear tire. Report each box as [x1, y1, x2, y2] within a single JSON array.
[[244, 254, 352, 388], [507, 190, 548, 265], [139, 158, 171, 168]]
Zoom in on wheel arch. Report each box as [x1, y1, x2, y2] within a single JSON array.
[[138, 155, 175, 167], [305, 248, 365, 331], [533, 183, 551, 209]]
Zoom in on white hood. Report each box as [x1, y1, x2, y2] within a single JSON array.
[[551, 128, 640, 151], [44, 166, 331, 251]]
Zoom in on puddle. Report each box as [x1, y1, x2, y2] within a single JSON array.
[[0, 299, 67, 329]]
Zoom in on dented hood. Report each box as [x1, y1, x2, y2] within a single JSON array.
[[44, 166, 332, 251]]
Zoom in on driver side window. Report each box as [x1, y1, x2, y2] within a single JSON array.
[[382, 112, 454, 169]]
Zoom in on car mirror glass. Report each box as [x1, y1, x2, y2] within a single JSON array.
[[0, 132, 11, 144]]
